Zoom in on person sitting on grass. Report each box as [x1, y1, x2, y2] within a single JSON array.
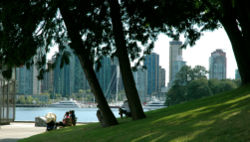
[[119, 100, 131, 118], [46, 120, 56, 131], [57, 111, 72, 127], [69, 110, 76, 126], [45, 112, 57, 131]]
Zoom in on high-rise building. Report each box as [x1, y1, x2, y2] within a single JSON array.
[[209, 49, 227, 80], [159, 66, 166, 89], [235, 69, 241, 80], [133, 69, 148, 103], [169, 40, 186, 86], [73, 56, 89, 93], [41, 60, 54, 93], [16, 64, 41, 95], [144, 52, 160, 96], [96, 57, 117, 100], [16, 66, 33, 95], [32, 58, 42, 95], [52, 48, 75, 97]]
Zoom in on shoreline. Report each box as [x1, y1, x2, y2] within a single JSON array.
[[13, 120, 96, 124], [15, 104, 100, 108], [16, 104, 47, 107]]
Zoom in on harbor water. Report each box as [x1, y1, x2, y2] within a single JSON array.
[[15, 107, 120, 122]]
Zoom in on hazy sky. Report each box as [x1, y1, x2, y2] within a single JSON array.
[[153, 27, 237, 85]]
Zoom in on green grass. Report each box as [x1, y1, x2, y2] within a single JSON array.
[[20, 84, 250, 142]]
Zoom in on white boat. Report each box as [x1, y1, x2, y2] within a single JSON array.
[[144, 98, 166, 110], [48, 100, 82, 108], [144, 101, 166, 107]]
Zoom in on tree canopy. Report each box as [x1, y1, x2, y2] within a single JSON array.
[[166, 65, 239, 105], [138, 0, 250, 85]]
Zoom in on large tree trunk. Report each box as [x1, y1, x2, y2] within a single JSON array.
[[108, 0, 146, 120], [59, 3, 118, 127], [220, 1, 250, 85]]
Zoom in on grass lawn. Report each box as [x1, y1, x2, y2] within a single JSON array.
[[20, 84, 250, 142]]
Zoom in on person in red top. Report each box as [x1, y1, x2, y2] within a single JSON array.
[[57, 111, 72, 127], [63, 112, 70, 123]]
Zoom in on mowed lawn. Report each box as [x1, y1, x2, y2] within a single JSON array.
[[20, 84, 250, 142]]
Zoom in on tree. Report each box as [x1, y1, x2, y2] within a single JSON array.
[[0, 1, 118, 127], [1, 0, 151, 124], [219, 80, 238, 92], [174, 66, 193, 86], [58, 0, 147, 121], [213, 1, 250, 85], [174, 65, 208, 86], [55, 0, 119, 127], [166, 84, 187, 105], [0, 1, 43, 78], [145, 0, 250, 85], [186, 79, 212, 101], [208, 79, 221, 94], [208, 79, 238, 94], [192, 65, 208, 80], [167, 79, 213, 105], [166, 65, 209, 105], [16, 95, 26, 104], [122, 0, 249, 85], [56, 0, 150, 120], [108, 0, 146, 119], [166, 65, 239, 105]]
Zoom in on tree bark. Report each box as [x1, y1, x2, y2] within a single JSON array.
[[220, 1, 250, 85], [59, 2, 118, 127], [108, 0, 146, 120]]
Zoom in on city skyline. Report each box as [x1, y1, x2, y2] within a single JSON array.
[[47, 27, 238, 86], [154, 27, 237, 85], [16, 55, 160, 101]]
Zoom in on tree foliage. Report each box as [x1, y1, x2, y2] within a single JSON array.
[[166, 65, 239, 105], [174, 65, 207, 85], [0, 0, 120, 126], [208, 79, 238, 95], [1, 0, 154, 124], [186, 79, 212, 101], [137, 0, 250, 85]]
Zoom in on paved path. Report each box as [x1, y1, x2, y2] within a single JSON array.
[[0, 122, 46, 142]]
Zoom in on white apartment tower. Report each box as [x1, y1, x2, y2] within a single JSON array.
[[169, 40, 186, 86]]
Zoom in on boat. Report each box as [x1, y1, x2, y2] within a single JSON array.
[[144, 98, 166, 110], [144, 101, 166, 107], [48, 99, 82, 108]]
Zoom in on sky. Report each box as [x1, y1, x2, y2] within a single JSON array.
[[153, 27, 237, 85]]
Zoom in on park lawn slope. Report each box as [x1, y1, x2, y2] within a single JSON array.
[[20, 84, 250, 142]]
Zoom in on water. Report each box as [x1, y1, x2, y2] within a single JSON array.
[[15, 107, 120, 122]]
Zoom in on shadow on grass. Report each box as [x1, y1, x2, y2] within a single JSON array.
[[128, 87, 250, 142], [138, 109, 250, 142]]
